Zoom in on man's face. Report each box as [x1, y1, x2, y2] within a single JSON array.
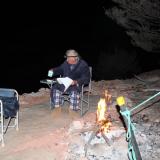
[[67, 56, 78, 64]]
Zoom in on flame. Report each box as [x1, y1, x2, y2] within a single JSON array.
[[96, 98, 111, 133], [97, 98, 106, 122], [100, 120, 111, 133], [105, 90, 112, 104]]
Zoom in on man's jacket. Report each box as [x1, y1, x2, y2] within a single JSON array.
[[51, 59, 90, 92]]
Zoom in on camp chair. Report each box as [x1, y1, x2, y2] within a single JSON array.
[[56, 66, 92, 116], [0, 88, 19, 147], [40, 67, 92, 116]]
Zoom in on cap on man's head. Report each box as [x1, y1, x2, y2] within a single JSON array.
[[65, 49, 79, 57]]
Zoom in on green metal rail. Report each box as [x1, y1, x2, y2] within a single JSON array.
[[118, 91, 160, 160]]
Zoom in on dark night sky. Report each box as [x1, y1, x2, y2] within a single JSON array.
[[2, 1, 160, 94]]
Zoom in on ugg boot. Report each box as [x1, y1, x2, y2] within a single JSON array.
[[51, 107, 62, 118]]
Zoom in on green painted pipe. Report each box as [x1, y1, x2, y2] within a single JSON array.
[[130, 91, 160, 112]]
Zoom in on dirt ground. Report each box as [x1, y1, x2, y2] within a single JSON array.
[[0, 69, 160, 159], [0, 96, 102, 160]]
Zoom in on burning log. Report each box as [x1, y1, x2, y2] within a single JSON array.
[[84, 123, 112, 157], [84, 97, 112, 157]]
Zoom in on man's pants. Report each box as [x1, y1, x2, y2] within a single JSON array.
[[51, 89, 80, 110]]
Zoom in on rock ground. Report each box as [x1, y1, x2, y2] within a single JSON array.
[[0, 69, 160, 160]]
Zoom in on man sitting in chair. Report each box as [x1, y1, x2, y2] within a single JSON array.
[[48, 49, 90, 116]]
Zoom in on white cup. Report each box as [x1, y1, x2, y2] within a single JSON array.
[[48, 70, 53, 77]]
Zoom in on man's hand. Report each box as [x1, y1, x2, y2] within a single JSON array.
[[71, 80, 78, 85]]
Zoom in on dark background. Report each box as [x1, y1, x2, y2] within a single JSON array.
[[2, 1, 160, 94]]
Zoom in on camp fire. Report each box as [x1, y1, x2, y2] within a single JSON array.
[[96, 98, 111, 134]]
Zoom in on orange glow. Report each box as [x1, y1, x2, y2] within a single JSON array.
[[97, 98, 106, 122], [105, 90, 112, 104], [96, 98, 111, 133]]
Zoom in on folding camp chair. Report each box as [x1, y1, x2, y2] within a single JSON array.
[[0, 88, 19, 147], [60, 66, 92, 116], [40, 67, 92, 116]]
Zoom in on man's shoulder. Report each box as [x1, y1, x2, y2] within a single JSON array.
[[79, 59, 89, 66], [61, 61, 69, 66]]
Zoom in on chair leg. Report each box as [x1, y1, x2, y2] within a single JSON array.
[[4, 118, 11, 134], [16, 111, 19, 131], [80, 91, 90, 117], [0, 102, 4, 147], [50, 97, 52, 109], [87, 92, 90, 111], [0, 116, 4, 147], [80, 92, 83, 116]]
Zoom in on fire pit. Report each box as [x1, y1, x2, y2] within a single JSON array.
[[84, 97, 112, 156], [67, 91, 128, 159]]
